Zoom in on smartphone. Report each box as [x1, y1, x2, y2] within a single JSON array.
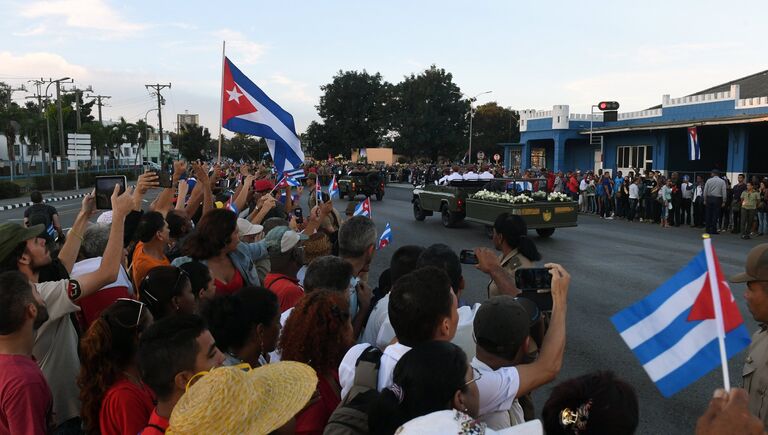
[[515, 268, 552, 291], [459, 249, 478, 265], [158, 163, 173, 188], [95, 175, 127, 210], [294, 207, 304, 225]]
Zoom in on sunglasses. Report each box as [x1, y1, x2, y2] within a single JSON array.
[[115, 298, 146, 328], [143, 268, 189, 305], [463, 367, 482, 388]]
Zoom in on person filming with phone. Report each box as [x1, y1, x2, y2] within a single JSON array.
[[475, 213, 542, 298]]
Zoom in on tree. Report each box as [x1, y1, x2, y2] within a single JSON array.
[[471, 102, 519, 159], [315, 70, 393, 158], [389, 65, 469, 160], [173, 124, 212, 161], [222, 133, 260, 161]]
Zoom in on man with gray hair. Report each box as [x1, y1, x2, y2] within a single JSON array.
[[71, 223, 134, 327], [338, 216, 376, 339]]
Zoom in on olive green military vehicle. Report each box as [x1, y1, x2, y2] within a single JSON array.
[[411, 178, 577, 237]]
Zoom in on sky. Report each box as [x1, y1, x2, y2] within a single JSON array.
[[2, 0, 767, 136]]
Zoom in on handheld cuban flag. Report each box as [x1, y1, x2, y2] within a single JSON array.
[[688, 127, 700, 161], [285, 168, 305, 180], [221, 57, 304, 177], [378, 222, 392, 250], [316, 178, 323, 203], [611, 238, 750, 397], [277, 176, 301, 188], [353, 197, 371, 218], [225, 196, 238, 215], [328, 175, 339, 199], [46, 224, 56, 239]]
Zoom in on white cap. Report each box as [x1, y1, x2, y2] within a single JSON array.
[[236, 218, 264, 237], [96, 211, 113, 224], [396, 410, 543, 435]]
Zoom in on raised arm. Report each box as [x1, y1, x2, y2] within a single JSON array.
[[516, 263, 569, 396], [474, 247, 520, 297], [57, 191, 96, 273]]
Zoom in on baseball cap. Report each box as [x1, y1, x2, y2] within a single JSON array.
[[730, 243, 768, 283], [236, 218, 263, 238], [253, 179, 275, 192], [0, 223, 45, 264], [473, 295, 538, 358], [395, 410, 543, 435], [264, 226, 308, 254]]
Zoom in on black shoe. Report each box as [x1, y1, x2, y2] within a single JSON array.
[[742, 235, 751, 240]]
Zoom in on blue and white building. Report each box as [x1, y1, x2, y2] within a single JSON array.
[[503, 70, 768, 182]]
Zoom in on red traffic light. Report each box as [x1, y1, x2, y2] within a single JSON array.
[[598, 101, 620, 111]]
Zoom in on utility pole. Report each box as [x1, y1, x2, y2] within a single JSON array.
[[145, 83, 171, 165], [66, 85, 93, 130], [3, 84, 27, 181], [86, 94, 111, 125], [40, 77, 71, 188]]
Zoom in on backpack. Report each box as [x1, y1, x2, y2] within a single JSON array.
[[323, 346, 383, 435], [27, 204, 52, 229]]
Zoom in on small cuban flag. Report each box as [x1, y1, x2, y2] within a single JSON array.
[[277, 176, 301, 188], [611, 238, 750, 397], [285, 168, 305, 180], [688, 127, 700, 161], [328, 175, 339, 199], [316, 178, 323, 203], [46, 224, 56, 239], [225, 196, 238, 215], [378, 222, 392, 250], [353, 197, 371, 218]]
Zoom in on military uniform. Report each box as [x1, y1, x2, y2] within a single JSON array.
[[744, 326, 768, 428], [487, 248, 533, 298]]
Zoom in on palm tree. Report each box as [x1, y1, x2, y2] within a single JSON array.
[[133, 119, 153, 167]]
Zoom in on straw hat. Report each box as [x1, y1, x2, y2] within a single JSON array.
[[303, 232, 332, 263], [167, 362, 317, 435]]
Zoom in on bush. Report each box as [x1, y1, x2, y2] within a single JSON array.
[[32, 170, 138, 191], [0, 181, 22, 199]]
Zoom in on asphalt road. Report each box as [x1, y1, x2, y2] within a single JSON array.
[[3, 184, 765, 433]]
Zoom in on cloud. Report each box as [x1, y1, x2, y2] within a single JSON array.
[[213, 29, 267, 64], [19, 0, 145, 37], [0, 51, 89, 79], [269, 74, 316, 105], [12, 24, 48, 37]]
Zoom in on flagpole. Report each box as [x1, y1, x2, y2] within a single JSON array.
[[217, 40, 226, 163], [702, 233, 731, 391]]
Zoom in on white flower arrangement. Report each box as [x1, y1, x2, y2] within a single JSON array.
[[547, 192, 570, 202], [471, 190, 533, 204]]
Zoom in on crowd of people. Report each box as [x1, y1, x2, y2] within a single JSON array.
[[1, 158, 766, 434]]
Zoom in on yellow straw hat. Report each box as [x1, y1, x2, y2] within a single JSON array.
[[167, 362, 317, 435]]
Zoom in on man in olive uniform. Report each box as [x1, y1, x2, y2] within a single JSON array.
[[731, 243, 768, 427]]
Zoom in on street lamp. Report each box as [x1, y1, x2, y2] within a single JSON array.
[[468, 91, 492, 165], [144, 108, 158, 163]]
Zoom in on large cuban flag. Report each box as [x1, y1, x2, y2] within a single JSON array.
[[222, 57, 304, 176], [611, 248, 750, 397]]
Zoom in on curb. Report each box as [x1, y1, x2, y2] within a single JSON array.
[[0, 193, 89, 211]]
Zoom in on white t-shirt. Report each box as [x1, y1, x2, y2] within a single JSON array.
[[628, 183, 639, 200], [34, 279, 82, 426], [479, 171, 495, 180], [360, 293, 389, 346], [446, 173, 463, 182], [339, 342, 411, 400], [463, 171, 479, 181], [71, 257, 134, 296], [472, 357, 524, 429], [375, 303, 480, 360]]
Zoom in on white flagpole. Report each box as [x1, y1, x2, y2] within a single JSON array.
[[702, 233, 731, 391], [217, 40, 226, 164]]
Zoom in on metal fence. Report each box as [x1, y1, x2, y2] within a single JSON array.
[[0, 159, 142, 182]]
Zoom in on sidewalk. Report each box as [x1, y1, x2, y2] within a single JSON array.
[[0, 187, 93, 211]]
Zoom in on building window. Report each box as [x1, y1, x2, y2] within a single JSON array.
[[616, 145, 653, 173], [530, 148, 546, 169]]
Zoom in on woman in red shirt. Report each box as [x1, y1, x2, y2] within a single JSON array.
[[77, 299, 155, 435], [279, 291, 355, 435]]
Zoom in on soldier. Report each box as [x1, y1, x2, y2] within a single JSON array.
[[730, 243, 768, 428]]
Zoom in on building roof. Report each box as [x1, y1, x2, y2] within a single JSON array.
[[648, 69, 768, 109]]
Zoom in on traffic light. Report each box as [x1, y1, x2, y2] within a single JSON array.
[[597, 101, 620, 111]]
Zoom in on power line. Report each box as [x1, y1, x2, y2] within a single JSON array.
[[86, 93, 111, 125]]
